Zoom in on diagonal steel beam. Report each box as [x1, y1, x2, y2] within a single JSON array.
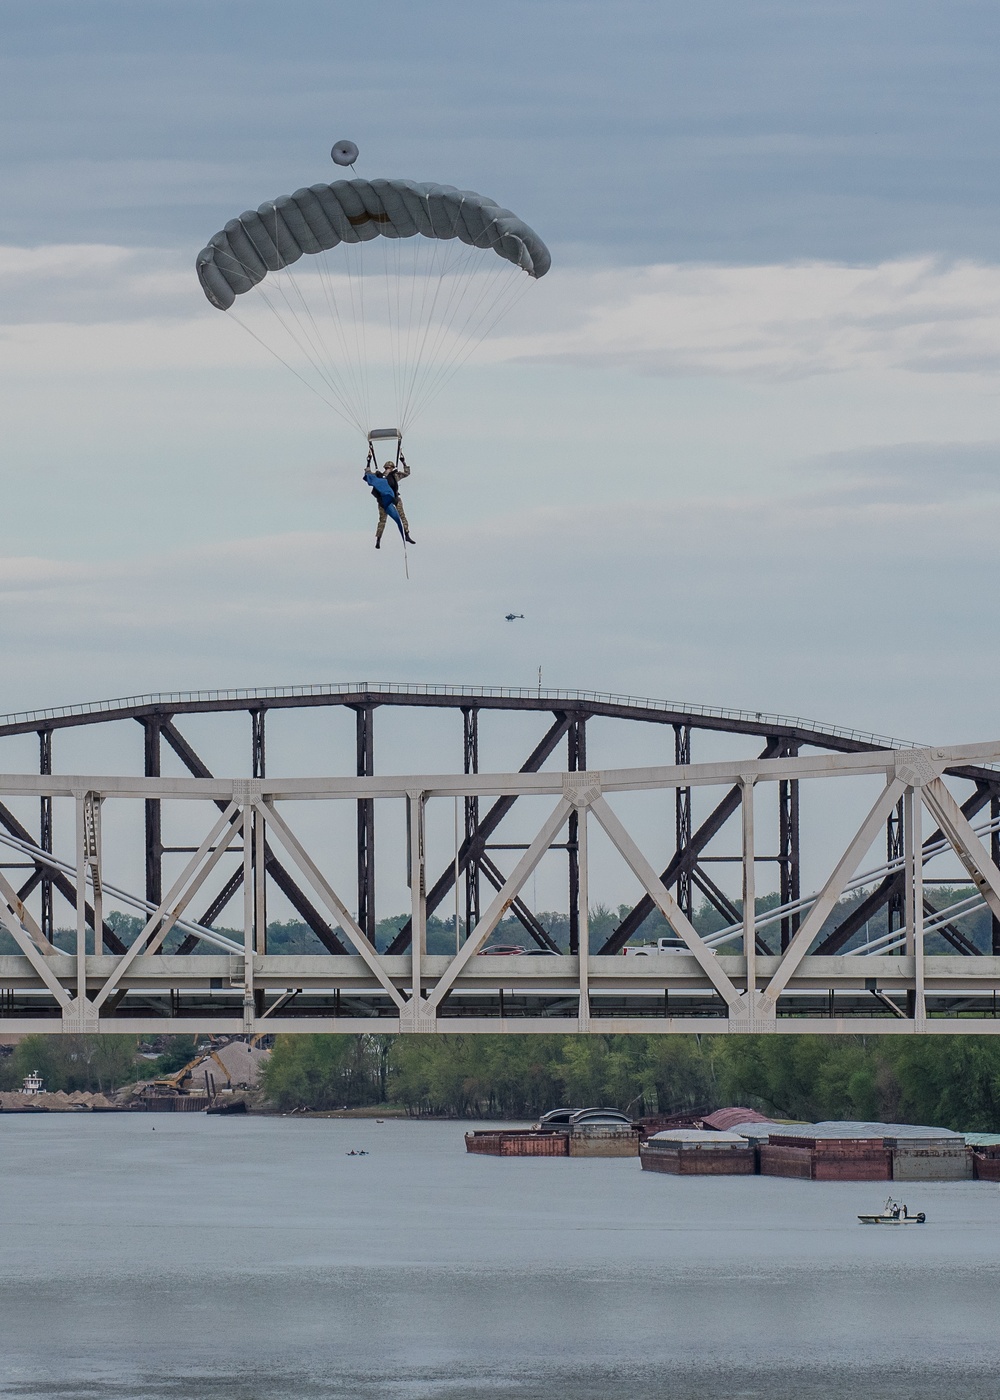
[[922, 777, 1000, 925], [690, 866, 774, 956], [813, 784, 993, 954], [589, 793, 744, 1011], [174, 867, 246, 956], [259, 800, 405, 1008], [160, 718, 348, 955], [426, 799, 573, 1011], [478, 852, 561, 952], [386, 712, 575, 954], [599, 737, 783, 954], [924, 897, 981, 956], [91, 803, 244, 1010], [16, 868, 43, 903], [0, 800, 127, 955], [763, 775, 907, 1006], [0, 867, 72, 1007]]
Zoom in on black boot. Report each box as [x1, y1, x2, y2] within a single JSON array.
[[405, 533, 415, 544], [375, 537, 381, 549]]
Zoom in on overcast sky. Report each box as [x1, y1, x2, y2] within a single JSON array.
[[2, 0, 1000, 749]]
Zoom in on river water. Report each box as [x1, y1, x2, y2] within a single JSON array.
[[1, 1114, 998, 1399]]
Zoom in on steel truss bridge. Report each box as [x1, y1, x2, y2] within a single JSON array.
[[1, 683, 1000, 1035]]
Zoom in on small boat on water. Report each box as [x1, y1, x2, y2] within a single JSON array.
[[859, 1196, 926, 1225]]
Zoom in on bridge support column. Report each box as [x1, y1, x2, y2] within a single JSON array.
[[887, 797, 905, 953], [251, 710, 266, 952], [353, 706, 376, 944], [742, 777, 756, 1001], [463, 708, 480, 937], [778, 743, 800, 951], [38, 730, 52, 944], [904, 788, 926, 1023], [674, 724, 692, 923], [568, 716, 587, 955], [576, 802, 590, 1028], [142, 717, 164, 910]]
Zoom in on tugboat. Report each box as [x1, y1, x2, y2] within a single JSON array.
[[858, 1196, 926, 1225]]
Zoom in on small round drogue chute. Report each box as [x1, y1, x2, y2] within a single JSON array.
[[330, 139, 359, 167], [196, 143, 551, 438]]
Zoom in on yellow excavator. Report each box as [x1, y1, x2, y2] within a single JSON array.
[[150, 1035, 267, 1094]]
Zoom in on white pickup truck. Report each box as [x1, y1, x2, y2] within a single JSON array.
[[622, 938, 686, 956]]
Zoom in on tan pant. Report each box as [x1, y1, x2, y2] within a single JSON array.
[[376, 496, 409, 542]]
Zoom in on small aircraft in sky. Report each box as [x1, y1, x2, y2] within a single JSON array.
[[505, 613, 524, 622]]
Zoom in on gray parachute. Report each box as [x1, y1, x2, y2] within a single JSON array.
[[197, 178, 551, 310]]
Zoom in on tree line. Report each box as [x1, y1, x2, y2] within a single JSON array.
[[262, 1031, 1000, 1132], [4, 1029, 1000, 1132]]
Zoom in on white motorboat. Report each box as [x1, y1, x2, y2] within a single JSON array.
[[858, 1196, 926, 1225]]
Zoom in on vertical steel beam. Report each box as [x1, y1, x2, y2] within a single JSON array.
[[778, 742, 800, 951], [909, 790, 925, 1022], [74, 793, 87, 1005], [251, 708, 266, 779], [577, 803, 590, 1028], [409, 790, 425, 1009], [143, 717, 163, 909], [38, 730, 52, 944], [568, 715, 587, 955], [353, 706, 376, 944], [742, 778, 756, 998], [463, 707, 480, 937], [887, 796, 905, 950], [992, 795, 1000, 956], [673, 725, 692, 923], [251, 709, 266, 950]]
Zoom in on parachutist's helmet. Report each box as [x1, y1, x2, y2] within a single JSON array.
[[383, 462, 395, 472]]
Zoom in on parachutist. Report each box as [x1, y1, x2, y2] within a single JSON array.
[[364, 449, 413, 548], [364, 448, 414, 548]]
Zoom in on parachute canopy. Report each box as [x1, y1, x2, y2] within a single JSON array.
[[197, 177, 550, 435], [197, 179, 550, 310]]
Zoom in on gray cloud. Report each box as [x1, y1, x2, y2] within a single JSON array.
[[806, 442, 1000, 504], [3, 2, 1000, 264]]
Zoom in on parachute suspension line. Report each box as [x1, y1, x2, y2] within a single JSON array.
[[223, 307, 362, 430], [259, 202, 370, 434], [420, 257, 531, 403], [312, 247, 373, 435], [381, 233, 408, 434], [243, 277, 366, 434], [401, 233, 440, 426], [311, 248, 372, 435], [398, 244, 531, 430], [211, 236, 368, 435], [397, 234, 472, 430], [342, 238, 373, 434]]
